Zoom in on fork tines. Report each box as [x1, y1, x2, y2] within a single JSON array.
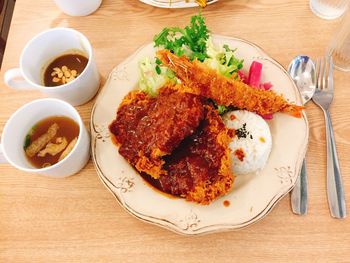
[[315, 56, 334, 91]]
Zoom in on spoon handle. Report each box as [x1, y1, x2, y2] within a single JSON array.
[[0, 143, 7, 163], [291, 159, 308, 215]]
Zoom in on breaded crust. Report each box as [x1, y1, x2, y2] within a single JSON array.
[[160, 106, 234, 205], [109, 85, 205, 178], [109, 91, 154, 146]]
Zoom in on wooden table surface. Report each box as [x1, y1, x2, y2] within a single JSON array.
[[1, 0, 350, 262]]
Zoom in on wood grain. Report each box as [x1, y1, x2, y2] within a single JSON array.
[[1, 0, 350, 262]]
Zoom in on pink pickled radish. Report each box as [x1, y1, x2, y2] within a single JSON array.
[[247, 61, 262, 88]]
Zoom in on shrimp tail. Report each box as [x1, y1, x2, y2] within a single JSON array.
[[281, 104, 304, 118]]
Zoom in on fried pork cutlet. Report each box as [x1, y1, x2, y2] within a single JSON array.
[[109, 91, 155, 146], [159, 106, 234, 205], [157, 49, 304, 118], [109, 85, 205, 178]]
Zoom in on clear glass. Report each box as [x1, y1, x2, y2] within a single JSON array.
[[310, 0, 349, 19], [328, 10, 350, 71]]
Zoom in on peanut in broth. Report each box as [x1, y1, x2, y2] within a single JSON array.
[[43, 52, 88, 87]]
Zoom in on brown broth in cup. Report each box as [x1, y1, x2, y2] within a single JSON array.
[[43, 51, 88, 87], [23, 116, 79, 169]]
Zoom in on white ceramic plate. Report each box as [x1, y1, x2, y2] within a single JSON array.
[[91, 35, 309, 235], [139, 0, 218, 8]]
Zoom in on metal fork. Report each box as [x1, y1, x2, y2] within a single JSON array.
[[312, 56, 346, 219]]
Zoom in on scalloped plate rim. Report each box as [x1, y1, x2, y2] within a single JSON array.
[[90, 35, 309, 235]]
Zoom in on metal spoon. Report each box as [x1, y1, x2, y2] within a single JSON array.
[[287, 55, 316, 215]]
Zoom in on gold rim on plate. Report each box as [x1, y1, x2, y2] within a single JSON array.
[[90, 35, 309, 235]]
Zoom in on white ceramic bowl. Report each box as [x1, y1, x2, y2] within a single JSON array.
[[4, 28, 100, 106], [1, 98, 90, 177]]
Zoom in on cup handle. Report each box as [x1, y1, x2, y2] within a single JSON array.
[[0, 143, 8, 164], [4, 68, 36, 90]]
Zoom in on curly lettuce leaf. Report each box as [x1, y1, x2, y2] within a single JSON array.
[[153, 13, 209, 62], [204, 38, 244, 78], [203, 38, 244, 114], [138, 57, 176, 97]]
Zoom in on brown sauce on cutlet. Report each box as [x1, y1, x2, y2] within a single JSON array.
[[156, 108, 228, 198], [139, 172, 177, 199], [110, 87, 233, 203], [110, 87, 205, 178]]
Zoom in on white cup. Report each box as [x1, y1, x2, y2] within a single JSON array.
[[0, 98, 90, 177], [53, 0, 102, 16], [4, 28, 100, 106], [310, 0, 349, 19]]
